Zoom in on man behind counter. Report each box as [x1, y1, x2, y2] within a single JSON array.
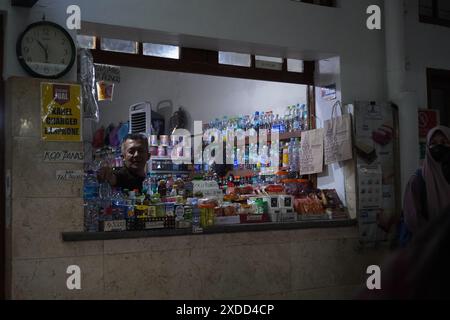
[[97, 133, 150, 192]]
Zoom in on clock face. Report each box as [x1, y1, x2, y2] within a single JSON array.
[[17, 21, 76, 79]]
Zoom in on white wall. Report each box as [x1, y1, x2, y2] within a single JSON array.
[[314, 57, 347, 206], [4, 0, 450, 208], [98, 67, 307, 132], [404, 0, 450, 108], [0, 0, 78, 81], [392, 0, 450, 199], [2, 0, 387, 106]]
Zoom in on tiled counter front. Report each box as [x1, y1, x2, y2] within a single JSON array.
[[12, 226, 387, 300], [6, 77, 388, 300]]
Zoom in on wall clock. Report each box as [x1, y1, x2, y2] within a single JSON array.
[[16, 21, 76, 79]]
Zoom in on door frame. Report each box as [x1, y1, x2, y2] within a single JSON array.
[[427, 67, 450, 108], [0, 13, 6, 300]]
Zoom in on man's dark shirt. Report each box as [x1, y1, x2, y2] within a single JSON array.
[[113, 167, 145, 192]]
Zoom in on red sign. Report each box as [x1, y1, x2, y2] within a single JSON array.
[[419, 109, 440, 139]]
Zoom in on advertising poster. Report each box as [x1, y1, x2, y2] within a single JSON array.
[[418, 109, 440, 140], [419, 109, 440, 162], [41, 83, 82, 142], [354, 102, 398, 243]]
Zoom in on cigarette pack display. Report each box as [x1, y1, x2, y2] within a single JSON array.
[[127, 216, 176, 230], [279, 195, 293, 209]]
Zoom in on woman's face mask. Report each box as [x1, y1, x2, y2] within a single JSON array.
[[430, 144, 450, 163]]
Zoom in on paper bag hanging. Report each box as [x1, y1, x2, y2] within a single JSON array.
[[324, 101, 353, 165], [300, 128, 324, 175]]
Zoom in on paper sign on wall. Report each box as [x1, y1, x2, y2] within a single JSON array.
[[41, 83, 82, 142], [300, 128, 324, 175], [419, 109, 440, 140], [357, 165, 382, 210], [94, 64, 121, 83]]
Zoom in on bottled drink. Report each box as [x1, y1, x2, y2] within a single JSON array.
[[111, 188, 126, 220], [84, 200, 99, 232], [83, 170, 99, 232], [282, 143, 289, 168], [289, 138, 301, 173], [293, 104, 301, 131], [191, 200, 202, 233], [83, 170, 99, 199], [288, 138, 295, 172]]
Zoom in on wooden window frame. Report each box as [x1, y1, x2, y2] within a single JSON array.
[[301, 0, 336, 7], [91, 39, 314, 86], [91, 37, 317, 184], [419, 0, 450, 28]]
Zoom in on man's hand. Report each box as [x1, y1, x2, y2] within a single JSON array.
[[97, 166, 117, 186]]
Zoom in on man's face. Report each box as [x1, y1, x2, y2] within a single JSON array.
[[122, 139, 150, 172]]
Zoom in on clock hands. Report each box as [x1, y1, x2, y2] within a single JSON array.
[[37, 40, 49, 63]]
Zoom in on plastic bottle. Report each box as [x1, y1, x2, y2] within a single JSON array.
[[83, 170, 99, 199], [191, 199, 202, 233], [84, 200, 99, 232], [282, 143, 289, 168], [293, 104, 301, 131], [272, 114, 280, 134], [301, 104, 309, 130], [111, 188, 126, 220], [290, 138, 300, 173], [128, 190, 136, 206], [288, 138, 295, 172], [83, 170, 99, 232]]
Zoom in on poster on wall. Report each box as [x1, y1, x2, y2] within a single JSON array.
[[419, 109, 440, 140], [321, 84, 337, 101], [354, 102, 398, 244], [358, 209, 387, 243], [358, 165, 382, 210], [300, 128, 324, 175], [419, 109, 440, 162], [41, 83, 82, 142]]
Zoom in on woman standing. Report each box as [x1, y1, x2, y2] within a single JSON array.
[[403, 125, 450, 236]]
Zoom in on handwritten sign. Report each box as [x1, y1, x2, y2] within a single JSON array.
[[102, 220, 126, 232], [94, 64, 120, 83], [41, 83, 82, 142], [300, 129, 324, 175], [43, 150, 84, 163], [56, 170, 83, 181], [192, 180, 223, 200]]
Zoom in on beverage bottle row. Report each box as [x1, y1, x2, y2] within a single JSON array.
[[204, 103, 308, 135]]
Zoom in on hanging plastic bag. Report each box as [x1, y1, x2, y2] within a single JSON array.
[[78, 49, 99, 122]]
